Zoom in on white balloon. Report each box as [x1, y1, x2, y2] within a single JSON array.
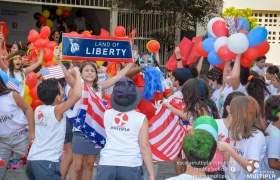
[[228, 33, 249, 54], [214, 36, 228, 52], [207, 17, 224, 38]]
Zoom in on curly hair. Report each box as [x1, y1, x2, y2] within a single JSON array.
[[182, 78, 219, 119], [183, 129, 217, 168]]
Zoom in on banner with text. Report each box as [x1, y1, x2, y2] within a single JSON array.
[[62, 34, 133, 62]]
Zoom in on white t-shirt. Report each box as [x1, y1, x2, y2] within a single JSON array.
[[225, 130, 266, 180], [28, 105, 66, 162], [0, 92, 28, 137], [99, 109, 146, 167], [261, 123, 280, 180], [166, 174, 212, 180], [251, 65, 265, 77], [267, 84, 278, 95], [7, 69, 26, 97], [218, 84, 247, 118], [211, 87, 222, 111]]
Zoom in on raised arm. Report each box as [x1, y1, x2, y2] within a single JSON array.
[[174, 47, 183, 68], [54, 46, 75, 88], [231, 55, 241, 90], [196, 56, 204, 78], [0, 33, 8, 71], [54, 68, 82, 121], [100, 62, 133, 89], [25, 48, 44, 74]]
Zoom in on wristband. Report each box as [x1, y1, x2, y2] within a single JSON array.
[[176, 58, 182, 61]]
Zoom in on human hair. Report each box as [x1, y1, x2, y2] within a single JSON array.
[[275, 73, 280, 82], [222, 91, 246, 118], [266, 66, 279, 74], [14, 42, 28, 52], [188, 67, 198, 78], [7, 51, 25, 78], [265, 95, 280, 122], [206, 68, 223, 85], [171, 68, 192, 86], [79, 61, 99, 92], [250, 70, 261, 78], [246, 77, 269, 117], [229, 96, 265, 141], [256, 56, 266, 62], [182, 78, 219, 119], [0, 76, 13, 96], [240, 66, 250, 86], [37, 78, 61, 105], [183, 129, 217, 168], [62, 62, 71, 70]]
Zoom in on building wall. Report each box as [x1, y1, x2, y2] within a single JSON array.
[[223, 0, 280, 65]]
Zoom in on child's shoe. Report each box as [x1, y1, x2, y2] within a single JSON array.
[[11, 158, 20, 169]]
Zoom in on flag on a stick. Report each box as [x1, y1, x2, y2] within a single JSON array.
[[41, 65, 64, 79]]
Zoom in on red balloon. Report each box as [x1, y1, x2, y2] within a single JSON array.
[[26, 72, 37, 89], [196, 42, 208, 57], [40, 26, 51, 39], [243, 47, 259, 61], [43, 48, 54, 62], [39, 16, 47, 23], [238, 29, 249, 35], [46, 61, 56, 67], [240, 57, 254, 68], [255, 40, 270, 56], [114, 26, 126, 37], [46, 41, 58, 51], [212, 20, 228, 37], [29, 87, 39, 100], [70, 31, 78, 34], [215, 61, 226, 70], [34, 38, 48, 48], [28, 29, 40, 43], [62, 10, 71, 18], [148, 40, 160, 52], [217, 45, 237, 61], [31, 99, 43, 111]]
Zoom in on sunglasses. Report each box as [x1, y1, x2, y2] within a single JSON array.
[[138, 54, 154, 65]]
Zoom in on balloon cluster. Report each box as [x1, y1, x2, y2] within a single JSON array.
[[197, 17, 270, 68], [33, 5, 72, 29], [192, 116, 223, 172], [24, 72, 43, 110], [0, 70, 20, 90], [27, 26, 58, 67], [146, 40, 160, 53]]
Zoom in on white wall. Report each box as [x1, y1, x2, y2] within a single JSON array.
[[0, 1, 41, 46]]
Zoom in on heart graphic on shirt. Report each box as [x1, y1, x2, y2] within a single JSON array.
[[115, 113, 128, 126], [38, 111, 44, 122]]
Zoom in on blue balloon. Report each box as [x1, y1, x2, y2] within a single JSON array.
[[0, 70, 8, 84], [195, 124, 218, 141], [247, 27, 268, 47], [202, 38, 216, 53], [8, 78, 20, 87], [238, 18, 250, 31], [207, 50, 223, 66], [207, 31, 214, 38]]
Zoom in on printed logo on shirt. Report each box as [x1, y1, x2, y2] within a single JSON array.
[[38, 111, 44, 123], [0, 114, 14, 123], [111, 113, 130, 132]]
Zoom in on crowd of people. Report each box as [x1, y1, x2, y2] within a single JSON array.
[[0, 25, 280, 180]]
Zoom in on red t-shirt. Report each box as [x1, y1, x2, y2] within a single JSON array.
[[133, 73, 171, 120]]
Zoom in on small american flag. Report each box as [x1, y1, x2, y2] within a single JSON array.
[[6, 80, 19, 91], [41, 65, 64, 79]]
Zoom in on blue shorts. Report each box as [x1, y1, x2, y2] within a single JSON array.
[[26, 160, 61, 180], [96, 165, 143, 180]]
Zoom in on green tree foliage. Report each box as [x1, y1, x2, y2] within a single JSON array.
[[222, 7, 258, 30]]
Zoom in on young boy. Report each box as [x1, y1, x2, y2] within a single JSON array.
[[262, 96, 280, 179], [26, 65, 82, 179], [167, 129, 216, 180]]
